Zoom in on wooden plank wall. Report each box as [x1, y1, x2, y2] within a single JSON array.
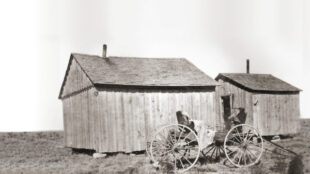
[[96, 89, 218, 153], [62, 89, 95, 150], [217, 80, 254, 127], [61, 58, 93, 98], [62, 88, 218, 153], [252, 93, 300, 135], [216, 79, 300, 135]]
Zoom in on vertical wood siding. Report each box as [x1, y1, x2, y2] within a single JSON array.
[[61, 58, 93, 98], [63, 88, 96, 150], [252, 94, 300, 135], [217, 79, 300, 136], [217, 80, 254, 127], [62, 88, 218, 153]]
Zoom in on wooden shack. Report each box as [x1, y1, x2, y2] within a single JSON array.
[[215, 72, 301, 136], [58, 47, 220, 153]]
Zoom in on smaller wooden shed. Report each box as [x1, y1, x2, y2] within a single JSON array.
[[215, 73, 301, 136]]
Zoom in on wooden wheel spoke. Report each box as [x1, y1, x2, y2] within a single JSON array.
[[204, 145, 215, 155], [217, 147, 221, 158], [242, 151, 247, 165], [234, 135, 243, 144], [174, 154, 177, 171], [177, 127, 185, 143], [178, 157, 185, 169], [220, 146, 225, 155], [176, 150, 187, 158], [226, 145, 239, 152], [152, 142, 169, 151], [153, 139, 169, 147], [214, 147, 218, 159], [184, 139, 196, 146], [237, 150, 243, 165], [217, 147, 221, 157], [155, 149, 173, 157], [210, 146, 217, 158], [153, 146, 171, 153], [246, 150, 255, 163], [244, 130, 249, 140], [244, 130, 252, 143], [183, 156, 193, 165], [176, 151, 190, 169], [227, 139, 241, 145], [243, 150, 250, 163], [232, 149, 241, 162], [225, 146, 233, 153], [153, 140, 170, 149], [245, 149, 253, 163], [227, 149, 235, 156], [246, 148, 258, 159], [235, 129, 243, 143], [183, 132, 192, 141], [245, 133, 256, 143]]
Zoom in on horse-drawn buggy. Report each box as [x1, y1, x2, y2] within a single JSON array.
[[148, 111, 295, 173]]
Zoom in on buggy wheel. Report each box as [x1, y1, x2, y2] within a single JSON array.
[[224, 124, 263, 168], [150, 124, 200, 173], [202, 141, 225, 162]]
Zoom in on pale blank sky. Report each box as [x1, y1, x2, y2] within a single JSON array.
[[0, 0, 309, 131]]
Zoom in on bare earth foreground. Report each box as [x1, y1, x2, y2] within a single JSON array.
[[0, 120, 309, 174]]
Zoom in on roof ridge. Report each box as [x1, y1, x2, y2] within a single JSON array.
[[108, 56, 186, 60], [72, 53, 186, 60], [221, 73, 272, 75], [72, 53, 101, 58]]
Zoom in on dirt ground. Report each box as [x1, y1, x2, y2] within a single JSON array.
[[0, 119, 309, 174]]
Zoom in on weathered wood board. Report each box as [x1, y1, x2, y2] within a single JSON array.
[[62, 87, 218, 153]]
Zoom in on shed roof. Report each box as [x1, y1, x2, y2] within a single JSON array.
[[70, 53, 218, 87], [215, 73, 301, 93]]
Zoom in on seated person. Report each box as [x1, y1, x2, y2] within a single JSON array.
[[228, 108, 246, 133], [176, 111, 196, 134], [176, 110, 215, 149], [228, 108, 246, 126]]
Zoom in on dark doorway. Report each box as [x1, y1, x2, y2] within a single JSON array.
[[222, 95, 232, 130]]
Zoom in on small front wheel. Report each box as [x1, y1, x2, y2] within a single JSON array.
[[224, 124, 263, 168], [150, 124, 200, 173]]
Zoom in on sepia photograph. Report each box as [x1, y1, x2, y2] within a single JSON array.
[[0, 0, 309, 173]]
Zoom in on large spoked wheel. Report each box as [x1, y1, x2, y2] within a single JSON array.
[[224, 124, 263, 168], [150, 124, 200, 173]]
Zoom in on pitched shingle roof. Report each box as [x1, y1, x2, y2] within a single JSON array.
[[215, 73, 301, 92], [72, 53, 219, 87]]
